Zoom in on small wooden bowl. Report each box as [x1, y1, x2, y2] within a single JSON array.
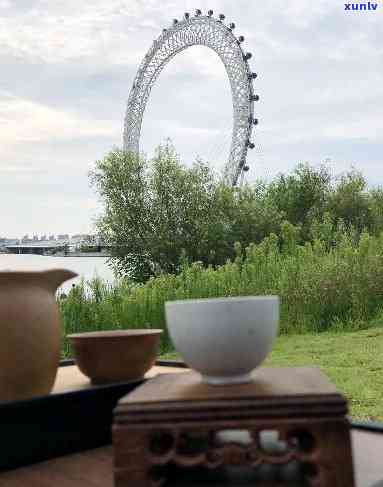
[[68, 329, 163, 384]]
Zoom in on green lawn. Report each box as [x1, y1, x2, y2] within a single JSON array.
[[162, 327, 383, 421]]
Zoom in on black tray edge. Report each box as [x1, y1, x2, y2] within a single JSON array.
[[1, 360, 187, 471], [351, 420, 383, 433]]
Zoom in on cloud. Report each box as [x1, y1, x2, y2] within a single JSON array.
[[0, 92, 119, 145]]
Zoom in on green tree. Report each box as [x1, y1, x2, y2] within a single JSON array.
[[218, 183, 283, 253], [369, 188, 383, 235], [267, 162, 331, 239], [90, 147, 151, 281], [90, 144, 231, 281], [328, 169, 372, 233]]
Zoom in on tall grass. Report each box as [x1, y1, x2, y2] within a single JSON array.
[[60, 225, 383, 357]]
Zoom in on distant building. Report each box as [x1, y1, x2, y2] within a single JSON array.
[[71, 234, 91, 243], [40, 235, 47, 241], [33, 235, 39, 241], [49, 235, 56, 241], [57, 234, 69, 241]]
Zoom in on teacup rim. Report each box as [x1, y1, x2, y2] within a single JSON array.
[[165, 295, 279, 307], [68, 329, 163, 339]]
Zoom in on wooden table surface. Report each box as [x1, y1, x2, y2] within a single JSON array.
[[0, 365, 382, 487], [52, 363, 188, 394], [0, 430, 382, 487]]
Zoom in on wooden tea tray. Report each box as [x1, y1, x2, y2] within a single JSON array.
[[0, 361, 186, 471]]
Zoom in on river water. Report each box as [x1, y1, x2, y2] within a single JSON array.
[[0, 254, 116, 293]]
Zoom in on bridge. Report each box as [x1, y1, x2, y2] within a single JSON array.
[[4, 242, 69, 255], [3, 240, 112, 256]]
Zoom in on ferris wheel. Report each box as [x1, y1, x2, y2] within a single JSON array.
[[123, 9, 259, 186]]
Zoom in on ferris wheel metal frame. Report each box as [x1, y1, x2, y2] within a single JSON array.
[[123, 9, 259, 186]]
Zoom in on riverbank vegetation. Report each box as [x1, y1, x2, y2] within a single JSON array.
[[61, 146, 383, 352], [60, 223, 383, 354], [60, 147, 383, 419]]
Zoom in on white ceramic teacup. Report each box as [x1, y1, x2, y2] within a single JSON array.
[[165, 295, 279, 385]]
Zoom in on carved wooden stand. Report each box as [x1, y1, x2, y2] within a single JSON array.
[[113, 367, 355, 486]]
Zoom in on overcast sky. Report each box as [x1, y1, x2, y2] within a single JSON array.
[[0, 0, 382, 237]]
